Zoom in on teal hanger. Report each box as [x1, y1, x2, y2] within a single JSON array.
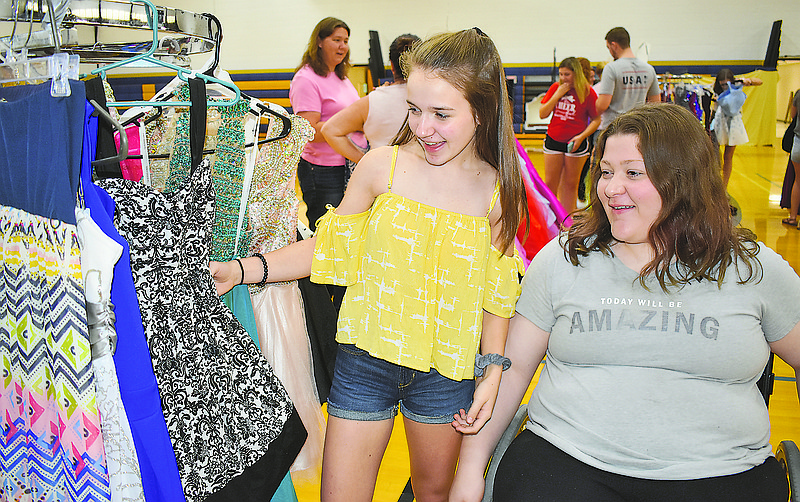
[[90, 0, 240, 108]]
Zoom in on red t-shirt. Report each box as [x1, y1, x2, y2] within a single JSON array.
[[542, 83, 598, 143]]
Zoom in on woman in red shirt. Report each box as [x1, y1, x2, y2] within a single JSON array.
[[539, 57, 601, 215]]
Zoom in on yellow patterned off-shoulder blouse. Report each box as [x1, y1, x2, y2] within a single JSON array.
[[311, 146, 524, 381]]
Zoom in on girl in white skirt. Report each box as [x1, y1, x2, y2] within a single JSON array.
[[710, 68, 762, 188]]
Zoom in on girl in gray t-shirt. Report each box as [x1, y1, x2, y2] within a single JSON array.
[[453, 103, 800, 502]]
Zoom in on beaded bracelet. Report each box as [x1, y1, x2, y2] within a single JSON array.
[[474, 353, 512, 378], [235, 258, 245, 286], [253, 252, 269, 287]]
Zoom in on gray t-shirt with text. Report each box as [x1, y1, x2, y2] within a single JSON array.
[[596, 57, 659, 130], [517, 237, 800, 480]]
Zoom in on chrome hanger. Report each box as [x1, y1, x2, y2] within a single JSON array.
[[90, 0, 241, 108]]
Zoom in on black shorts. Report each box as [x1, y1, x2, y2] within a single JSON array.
[[543, 134, 590, 156]]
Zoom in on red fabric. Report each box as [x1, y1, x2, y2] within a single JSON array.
[[516, 181, 553, 264]]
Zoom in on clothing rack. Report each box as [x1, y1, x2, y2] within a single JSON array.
[[0, 0, 217, 63], [660, 73, 704, 84], [2, 0, 291, 159]]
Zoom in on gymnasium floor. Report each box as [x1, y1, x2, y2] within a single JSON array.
[[292, 132, 800, 502]]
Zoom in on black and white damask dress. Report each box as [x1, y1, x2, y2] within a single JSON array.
[[97, 159, 305, 502]]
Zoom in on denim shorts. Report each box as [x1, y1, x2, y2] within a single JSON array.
[[327, 344, 474, 424]]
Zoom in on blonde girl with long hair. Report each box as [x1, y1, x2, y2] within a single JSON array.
[[539, 56, 601, 215]]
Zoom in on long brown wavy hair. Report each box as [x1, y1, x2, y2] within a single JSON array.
[[394, 28, 528, 254], [297, 17, 351, 79], [566, 103, 761, 291]]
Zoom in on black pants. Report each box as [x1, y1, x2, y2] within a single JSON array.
[[296, 157, 347, 231], [494, 430, 789, 502], [296, 158, 347, 310]]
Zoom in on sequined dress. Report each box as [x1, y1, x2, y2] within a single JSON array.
[[158, 84, 253, 261], [246, 111, 325, 481]]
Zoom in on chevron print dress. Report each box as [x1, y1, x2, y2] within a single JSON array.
[[0, 82, 112, 501]]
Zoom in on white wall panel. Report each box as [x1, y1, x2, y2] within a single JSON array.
[[162, 0, 799, 70]]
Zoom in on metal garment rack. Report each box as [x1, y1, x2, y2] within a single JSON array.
[[0, 0, 216, 63]]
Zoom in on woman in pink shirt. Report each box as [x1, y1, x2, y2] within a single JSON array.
[[290, 17, 366, 231]]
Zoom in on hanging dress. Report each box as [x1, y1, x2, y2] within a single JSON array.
[[0, 80, 112, 502], [160, 85, 253, 261], [246, 111, 325, 482], [246, 109, 338, 406], [142, 84, 263, 347], [76, 206, 145, 502], [144, 107, 178, 192], [97, 158, 305, 502], [81, 103, 186, 502], [85, 76, 123, 179]]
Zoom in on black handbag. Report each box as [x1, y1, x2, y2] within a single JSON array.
[[783, 114, 797, 153]]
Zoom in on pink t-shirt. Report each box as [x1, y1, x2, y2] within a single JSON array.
[[289, 65, 366, 165]]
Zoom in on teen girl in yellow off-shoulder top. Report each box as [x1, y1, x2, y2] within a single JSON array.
[[211, 28, 529, 502]]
